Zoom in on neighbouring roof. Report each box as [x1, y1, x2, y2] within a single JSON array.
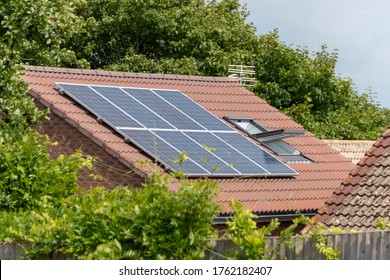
[[22, 65, 354, 216], [314, 128, 390, 231], [323, 140, 375, 164]]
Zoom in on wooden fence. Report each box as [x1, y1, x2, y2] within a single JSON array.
[[207, 230, 390, 260], [2, 230, 390, 260], [0, 242, 25, 260], [0, 243, 70, 260]]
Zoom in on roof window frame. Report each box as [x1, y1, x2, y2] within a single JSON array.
[[223, 116, 311, 163]]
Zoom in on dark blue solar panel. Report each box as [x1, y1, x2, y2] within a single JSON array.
[[155, 131, 240, 175], [215, 133, 298, 175], [122, 88, 204, 130], [90, 86, 174, 129], [58, 84, 142, 128], [58, 83, 298, 177], [184, 132, 269, 175], [153, 89, 233, 131], [119, 129, 208, 175]]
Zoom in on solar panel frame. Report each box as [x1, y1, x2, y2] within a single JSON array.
[[215, 132, 298, 175], [183, 131, 270, 175], [90, 86, 175, 129], [154, 130, 241, 175], [152, 89, 234, 131], [119, 129, 210, 176], [56, 82, 299, 177], [122, 88, 205, 131], [57, 83, 143, 128]]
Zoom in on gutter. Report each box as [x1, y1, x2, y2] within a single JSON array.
[[213, 212, 317, 225]]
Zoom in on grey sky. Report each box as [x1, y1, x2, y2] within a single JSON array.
[[239, 0, 390, 108]]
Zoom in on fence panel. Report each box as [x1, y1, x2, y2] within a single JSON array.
[[380, 231, 390, 259], [207, 230, 390, 260], [2, 230, 390, 260], [0, 243, 24, 260]]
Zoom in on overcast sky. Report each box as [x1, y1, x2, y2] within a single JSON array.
[[239, 0, 390, 108]]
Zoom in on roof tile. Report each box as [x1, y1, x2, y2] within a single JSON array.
[[323, 140, 375, 164], [313, 126, 390, 231]]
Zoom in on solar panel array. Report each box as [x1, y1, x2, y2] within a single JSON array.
[[57, 83, 298, 177]]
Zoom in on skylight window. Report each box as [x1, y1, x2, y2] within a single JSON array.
[[224, 116, 312, 163]]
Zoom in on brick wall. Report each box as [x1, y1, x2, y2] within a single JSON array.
[[35, 101, 145, 190]]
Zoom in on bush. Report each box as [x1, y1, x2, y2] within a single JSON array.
[[225, 199, 340, 260], [0, 127, 92, 211], [0, 173, 220, 259]]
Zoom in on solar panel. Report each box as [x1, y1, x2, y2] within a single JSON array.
[[119, 129, 208, 175], [154, 130, 240, 175], [57, 82, 298, 177], [58, 84, 142, 128], [122, 88, 204, 130], [184, 131, 269, 175], [153, 89, 233, 131], [216, 133, 296, 174], [90, 86, 173, 129]]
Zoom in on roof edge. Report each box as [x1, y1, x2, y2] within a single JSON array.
[[214, 211, 317, 225]]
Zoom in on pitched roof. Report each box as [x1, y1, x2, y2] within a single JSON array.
[[313, 127, 390, 230], [323, 140, 375, 164], [22, 65, 354, 216]]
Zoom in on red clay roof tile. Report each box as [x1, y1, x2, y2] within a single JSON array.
[[311, 126, 390, 231]]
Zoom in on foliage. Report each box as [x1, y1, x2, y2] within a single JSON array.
[[0, 1, 93, 214], [0, 173, 220, 260], [0, 0, 388, 260], [0, 0, 88, 68], [302, 223, 341, 260], [0, 54, 48, 129], [254, 31, 389, 140], [225, 199, 340, 260], [0, 126, 93, 211], [68, 0, 258, 75], [276, 215, 311, 250], [225, 199, 279, 259]]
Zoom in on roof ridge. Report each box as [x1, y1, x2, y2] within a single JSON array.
[[23, 65, 241, 84]]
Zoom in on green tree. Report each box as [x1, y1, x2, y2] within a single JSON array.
[[0, 0, 89, 129], [68, 0, 258, 75], [0, 0, 88, 68], [0, 126, 92, 211], [0, 1, 92, 212], [0, 53, 47, 129], [254, 31, 389, 140], [0, 28, 91, 212]]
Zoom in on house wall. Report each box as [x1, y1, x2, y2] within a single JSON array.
[[35, 100, 145, 190]]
